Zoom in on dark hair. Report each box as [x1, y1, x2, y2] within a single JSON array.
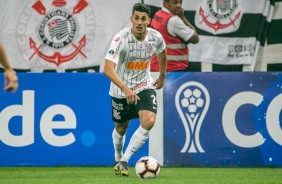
[[132, 3, 151, 16]]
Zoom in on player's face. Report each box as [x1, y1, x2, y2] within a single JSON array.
[[131, 11, 151, 37], [164, 0, 183, 15]]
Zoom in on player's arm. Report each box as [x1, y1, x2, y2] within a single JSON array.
[[0, 43, 18, 92], [153, 49, 167, 89], [103, 59, 127, 91], [103, 59, 140, 104]]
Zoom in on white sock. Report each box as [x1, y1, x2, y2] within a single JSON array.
[[120, 126, 150, 162], [112, 128, 125, 162]]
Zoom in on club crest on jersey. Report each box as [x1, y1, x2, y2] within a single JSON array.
[[145, 43, 153, 54], [16, 0, 96, 69], [195, 0, 242, 35]]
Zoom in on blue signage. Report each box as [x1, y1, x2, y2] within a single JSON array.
[[2, 72, 281, 167], [164, 72, 282, 167], [0, 73, 147, 166]]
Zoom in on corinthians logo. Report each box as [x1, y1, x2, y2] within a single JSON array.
[[195, 0, 242, 34], [16, 0, 96, 70], [29, 0, 87, 66]]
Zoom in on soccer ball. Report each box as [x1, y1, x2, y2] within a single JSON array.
[[135, 156, 160, 179]]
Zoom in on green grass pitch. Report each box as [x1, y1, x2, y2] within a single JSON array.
[[1, 167, 282, 184]]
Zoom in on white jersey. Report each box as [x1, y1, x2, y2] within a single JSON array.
[[105, 27, 166, 98]]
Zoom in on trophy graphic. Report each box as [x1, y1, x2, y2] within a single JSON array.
[[175, 82, 210, 153]]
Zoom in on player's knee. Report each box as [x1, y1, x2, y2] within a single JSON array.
[[116, 126, 127, 135], [145, 122, 155, 130], [115, 122, 129, 135], [141, 116, 155, 130]]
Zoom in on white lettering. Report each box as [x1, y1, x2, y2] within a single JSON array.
[[0, 91, 34, 147], [0, 90, 77, 147], [222, 91, 265, 148], [40, 105, 76, 147], [266, 94, 282, 145]]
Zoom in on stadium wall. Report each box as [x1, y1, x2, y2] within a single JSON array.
[[1, 72, 282, 167], [0, 73, 148, 166], [150, 72, 282, 167]]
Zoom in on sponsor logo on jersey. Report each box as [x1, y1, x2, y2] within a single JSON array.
[[113, 42, 122, 59], [132, 81, 148, 91], [126, 61, 149, 70]]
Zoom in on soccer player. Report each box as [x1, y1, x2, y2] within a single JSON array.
[[103, 3, 167, 177], [0, 43, 18, 92]]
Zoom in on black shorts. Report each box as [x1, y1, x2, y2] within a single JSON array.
[[111, 89, 157, 123]]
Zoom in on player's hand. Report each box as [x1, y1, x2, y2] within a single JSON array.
[[123, 86, 140, 104], [4, 69, 18, 93], [153, 77, 165, 90]]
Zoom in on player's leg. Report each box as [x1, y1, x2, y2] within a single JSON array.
[[120, 110, 156, 163], [116, 112, 155, 177], [111, 96, 131, 164], [119, 89, 157, 164], [113, 120, 129, 175], [111, 97, 138, 176], [113, 121, 129, 163]]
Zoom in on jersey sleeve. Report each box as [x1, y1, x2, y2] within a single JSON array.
[[105, 31, 124, 64]]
